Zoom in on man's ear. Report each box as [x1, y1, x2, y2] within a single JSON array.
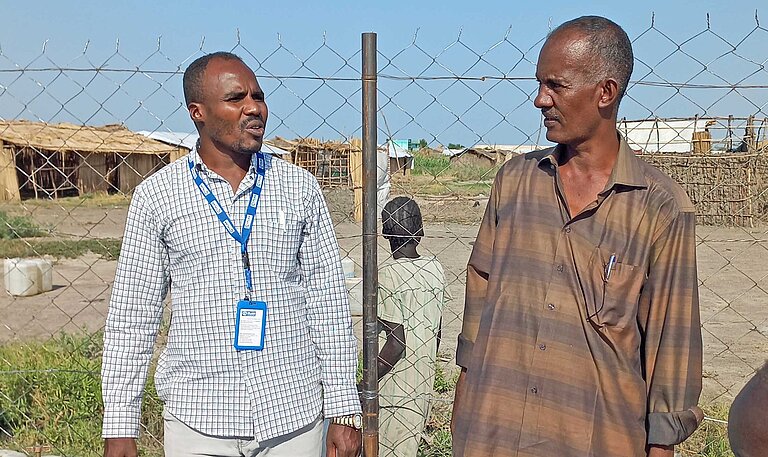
[[597, 78, 620, 110], [188, 102, 204, 123]]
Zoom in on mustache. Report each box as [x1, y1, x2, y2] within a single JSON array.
[[240, 116, 264, 130], [541, 109, 559, 118]]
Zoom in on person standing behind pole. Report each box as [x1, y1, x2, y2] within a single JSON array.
[[101, 51, 362, 457], [373, 197, 446, 456], [451, 16, 703, 457]]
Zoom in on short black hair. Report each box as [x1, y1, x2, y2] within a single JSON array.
[[550, 16, 634, 102], [382, 196, 424, 249], [183, 51, 245, 106]]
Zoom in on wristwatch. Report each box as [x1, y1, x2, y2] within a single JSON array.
[[330, 413, 363, 430]]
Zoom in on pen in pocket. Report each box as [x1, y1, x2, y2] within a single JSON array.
[[604, 253, 617, 282]]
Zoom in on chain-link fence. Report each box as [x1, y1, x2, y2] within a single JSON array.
[[1, 12, 767, 457]]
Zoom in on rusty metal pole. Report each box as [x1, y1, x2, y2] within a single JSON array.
[[361, 31, 379, 457]]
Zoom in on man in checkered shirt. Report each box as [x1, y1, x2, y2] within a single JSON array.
[[101, 52, 362, 457]]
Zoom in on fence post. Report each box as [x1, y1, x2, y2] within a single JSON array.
[[361, 31, 379, 457]]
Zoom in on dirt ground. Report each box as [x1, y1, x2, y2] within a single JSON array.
[[1, 196, 766, 403]]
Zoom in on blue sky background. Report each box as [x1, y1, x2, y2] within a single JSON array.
[[0, 0, 765, 146]]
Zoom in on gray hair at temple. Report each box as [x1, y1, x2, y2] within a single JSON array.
[[382, 196, 425, 248], [549, 15, 634, 103]]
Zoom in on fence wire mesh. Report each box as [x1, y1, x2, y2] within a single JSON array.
[[0, 12, 766, 457]]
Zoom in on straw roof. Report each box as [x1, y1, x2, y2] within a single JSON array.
[[266, 136, 362, 153], [0, 120, 179, 155]]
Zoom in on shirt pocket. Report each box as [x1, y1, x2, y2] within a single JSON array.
[[258, 211, 304, 276], [585, 246, 645, 330]]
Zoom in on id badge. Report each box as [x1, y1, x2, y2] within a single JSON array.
[[234, 300, 267, 351]]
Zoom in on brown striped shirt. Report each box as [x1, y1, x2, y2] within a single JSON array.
[[453, 136, 703, 457]]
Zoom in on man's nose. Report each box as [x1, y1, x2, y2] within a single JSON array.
[[244, 98, 264, 116], [533, 86, 552, 109]]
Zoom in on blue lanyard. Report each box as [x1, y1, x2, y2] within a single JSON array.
[[188, 153, 266, 297]]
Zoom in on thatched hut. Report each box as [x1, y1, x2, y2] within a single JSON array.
[[449, 148, 497, 168], [449, 145, 540, 167], [0, 121, 186, 200], [268, 137, 359, 187]]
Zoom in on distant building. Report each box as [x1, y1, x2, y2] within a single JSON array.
[[618, 118, 711, 154], [447, 144, 545, 167], [0, 121, 186, 200], [381, 140, 413, 175], [393, 139, 410, 152], [138, 131, 293, 160]]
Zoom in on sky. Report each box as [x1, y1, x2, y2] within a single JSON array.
[[0, 0, 766, 147]]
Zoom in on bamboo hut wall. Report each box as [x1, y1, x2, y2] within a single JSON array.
[[77, 152, 113, 193], [641, 153, 768, 227], [267, 138, 363, 188], [389, 157, 412, 176], [350, 149, 363, 222], [0, 141, 20, 201], [118, 153, 170, 194], [290, 142, 353, 187], [315, 150, 350, 187], [15, 147, 79, 199], [293, 149, 318, 176], [170, 147, 188, 163]]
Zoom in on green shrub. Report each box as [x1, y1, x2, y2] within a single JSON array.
[[26, 192, 131, 208], [452, 164, 499, 182], [0, 210, 46, 239], [0, 333, 103, 454], [433, 363, 459, 394], [678, 404, 733, 457], [410, 152, 499, 183], [419, 425, 452, 457], [0, 238, 122, 260], [0, 333, 163, 456], [412, 154, 451, 177]]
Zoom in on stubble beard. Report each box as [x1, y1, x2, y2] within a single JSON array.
[[209, 122, 263, 156], [233, 137, 262, 155]]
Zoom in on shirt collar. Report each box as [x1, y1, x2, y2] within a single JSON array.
[[538, 132, 647, 191], [189, 143, 261, 179]]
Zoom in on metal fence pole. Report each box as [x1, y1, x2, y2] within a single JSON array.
[[361, 31, 379, 457]]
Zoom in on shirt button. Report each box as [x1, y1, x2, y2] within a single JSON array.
[[564, 226, 571, 233], [539, 344, 547, 351], [556, 264, 564, 272], [530, 387, 538, 394], [547, 303, 556, 310]]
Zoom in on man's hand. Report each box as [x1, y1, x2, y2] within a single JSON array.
[[104, 438, 137, 457], [326, 423, 361, 457]]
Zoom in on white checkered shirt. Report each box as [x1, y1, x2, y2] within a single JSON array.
[[101, 147, 361, 440]]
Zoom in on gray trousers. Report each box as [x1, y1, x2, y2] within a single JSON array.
[[163, 409, 323, 457]]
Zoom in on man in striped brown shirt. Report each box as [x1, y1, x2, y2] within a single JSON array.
[[451, 16, 703, 457]]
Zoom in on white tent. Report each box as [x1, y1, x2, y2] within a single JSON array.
[[381, 140, 413, 159], [442, 147, 466, 157], [260, 142, 292, 157], [618, 119, 710, 153], [374, 142, 396, 215], [136, 131, 198, 151], [379, 140, 414, 175]]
